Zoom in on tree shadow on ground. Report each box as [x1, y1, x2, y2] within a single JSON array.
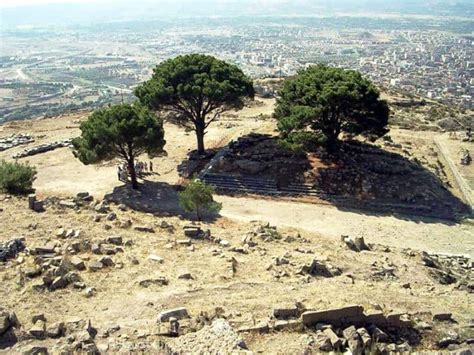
[[312, 140, 471, 223], [199, 133, 471, 224], [103, 180, 220, 222]]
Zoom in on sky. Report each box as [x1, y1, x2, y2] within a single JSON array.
[[0, 0, 104, 7]]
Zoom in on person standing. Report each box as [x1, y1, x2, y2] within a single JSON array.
[[149, 161, 153, 173]]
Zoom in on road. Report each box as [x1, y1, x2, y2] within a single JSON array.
[[216, 195, 474, 257]]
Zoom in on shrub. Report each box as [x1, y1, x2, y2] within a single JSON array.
[[0, 160, 37, 194], [179, 178, 222, 221]]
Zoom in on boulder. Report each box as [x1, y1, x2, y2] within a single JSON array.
[[29, 320, 46, 339]]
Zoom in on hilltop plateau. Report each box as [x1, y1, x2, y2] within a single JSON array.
[[0, 97, 473, 354]]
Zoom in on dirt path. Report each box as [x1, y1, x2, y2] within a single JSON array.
[[217, 195, 474, 257]]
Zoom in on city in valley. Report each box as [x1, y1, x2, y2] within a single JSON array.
[[0, 1, 473, 354]]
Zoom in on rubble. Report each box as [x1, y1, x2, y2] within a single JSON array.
[[0, 133, 34, 152], [0, 238, 25, 262], [169, 319, 249, 353], [422, 252, 473, 290], [13, 139, 72, 159], [297, 257, 342, 278]]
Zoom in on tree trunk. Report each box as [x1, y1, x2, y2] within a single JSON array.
[[195, 121, 205, 155], [128, 158, 139, 190], [196, 205, 202, 221], [326, 135, 340, 153]]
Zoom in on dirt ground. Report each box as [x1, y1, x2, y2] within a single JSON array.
[[0, 99, 276, 197], [1, 98, 473, 353], [0, 196, 473, 353]]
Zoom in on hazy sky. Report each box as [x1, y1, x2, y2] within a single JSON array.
[[0, 0, 104, 7], [0, 0, 287, 8]]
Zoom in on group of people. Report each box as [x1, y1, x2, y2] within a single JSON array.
[[117, 160, 154, 182]]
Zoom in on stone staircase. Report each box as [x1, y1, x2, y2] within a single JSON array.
[[201, 173, 326, 197], [201, 173, 282, 196], [201, 173, 451, 219]]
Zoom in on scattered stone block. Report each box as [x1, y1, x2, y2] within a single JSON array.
[[148, 255, 164, 263], [238, 322, 270, 333], [46, 322, 65, 338], [29, 320, 46, 339], [134, 225, 155, 233], [302, 305, 364, 327], [106, 236, 123, 245], [88, 261, 104, 272], [354, 236, 369, 251], [273, 305, 300, 319], [183, 226, 202, 238], [178, 273, 193, 280], [50, 276, 68, 290], [59, 200, 77, 209], [323, 328, 342, 350], [139, 277, 168, 288], [433, 312, 453, 322], [157, 307, 188, 322], [70, 256, 85, 271]]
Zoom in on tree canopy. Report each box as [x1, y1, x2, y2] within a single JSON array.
[[72, 103, 165, 189], [135, 54, 254, 154], [0, 160, 37, 194], [179, 178, 222, 221], [275, 64, 389, 151]]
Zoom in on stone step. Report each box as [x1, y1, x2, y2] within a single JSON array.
[[204, 178, 277, 189]]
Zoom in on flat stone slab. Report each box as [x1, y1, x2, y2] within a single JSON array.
[[302, 305, 364, 327], [157, 307, 189, 322]]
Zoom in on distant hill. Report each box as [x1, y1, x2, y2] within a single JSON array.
[[1, 0, 473, 27]]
